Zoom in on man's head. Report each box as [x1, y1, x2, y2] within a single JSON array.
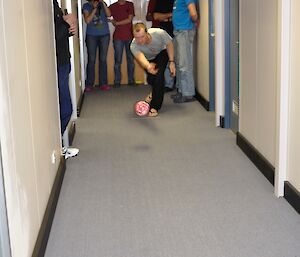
[[133, 23, 149, 45]]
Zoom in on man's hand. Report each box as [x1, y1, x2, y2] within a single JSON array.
[[169, 62, 176, 76], [63, 13, 78, 35], [146, 63, 158, 75]]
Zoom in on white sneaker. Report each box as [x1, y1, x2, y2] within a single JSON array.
[[62, 147, 79, 160]]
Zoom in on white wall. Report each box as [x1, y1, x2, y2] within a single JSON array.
[[239, 0, 277, 165], [197, 0, 210, 101], [287, 0, 300, 192], [0, 0, 61, 256]]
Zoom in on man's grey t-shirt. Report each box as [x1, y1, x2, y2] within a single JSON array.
[[130, 28, 172, 60]]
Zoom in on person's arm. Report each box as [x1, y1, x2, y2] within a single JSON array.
[[188, 2, 198, 23], [53, 1, 70, 40], [153, 12, 172, 22], [63, 14, 78, 35], [146, 0, 156, 21], [101, 0, 111, 17], [112, 14, 133, 26], [133, 51, 158, 75], [83, 2, 98, 24], [166, 41, 176, 76]]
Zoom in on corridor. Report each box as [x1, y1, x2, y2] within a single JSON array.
[[45, 86, 300, 257]]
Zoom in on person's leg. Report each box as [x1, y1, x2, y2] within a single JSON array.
[[164, 67, 174, 90], [148, 50, 169, 111], [85, 35, 98, 89], [174, 29, 196, 98], [171, 32, 182, 99], [113, 39, 124, 87], [57, 63, 72, 135], [98, 34, 110, 89], [124, 40, 135, 84]]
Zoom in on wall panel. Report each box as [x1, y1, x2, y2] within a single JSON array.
[[239, 0, 277, 165]]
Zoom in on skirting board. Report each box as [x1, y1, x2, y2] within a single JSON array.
[[77, 92, 85, 117], [237, 132, 300, 215], [236, 132, 275, 185], [32, 157, 66, 257], [284, 181, 300, 215], [194, 91, 210, 111]]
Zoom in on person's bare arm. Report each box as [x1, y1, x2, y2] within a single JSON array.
[[166, 41, 176, 76], [153, 12, 172, 22], [188, 3, 198, 22], [112, 14, 133, 26], [134, 52, 158, 75]]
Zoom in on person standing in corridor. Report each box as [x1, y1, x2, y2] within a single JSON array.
[[109, 0, 135, 88], [83, 0, 111, 92], [172, 0, 199, 103], [53, 0, 79, 159]]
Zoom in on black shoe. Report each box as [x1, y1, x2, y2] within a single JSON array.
[[170, 92, 182, 99], [128, 82, 136, 86], [114, 83, 120, 88], [164, 87, 173, 92], [173, 96, 196, 103]]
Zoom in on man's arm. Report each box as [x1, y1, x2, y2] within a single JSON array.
[[112, 14, 133, 26], [133, 51, 158, 75], [188, 3, 198, 22], [146, 0, 156, 21], [153, 12, 172, 22], [166, 41, 176, 76]]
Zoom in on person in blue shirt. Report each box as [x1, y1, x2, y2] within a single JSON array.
[[83, 0, 111, 92], [172, 0, 199, 103]]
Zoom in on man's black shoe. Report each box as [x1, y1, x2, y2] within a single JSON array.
[[173, 96, 196, 103], [114, 83, 121, 88], [170, 92, 182, 99], [128, 82, 136, 86], [164, 87, 173, 92]]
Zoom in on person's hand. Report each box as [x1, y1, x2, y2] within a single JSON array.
[[146, 63, 158, 75], [169, 62, 176, 76], [92, 0, 99, 9], [63, 13, 78, 35], [111, 19, 117, 27]]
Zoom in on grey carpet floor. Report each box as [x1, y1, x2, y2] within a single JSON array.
[[45, 85, 300, 257]]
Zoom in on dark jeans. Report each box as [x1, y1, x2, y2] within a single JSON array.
[[113, 39, 135, 84], [85, 34, 110, 86], [57, 63, 72, 135], [147, 50, 169, 110]]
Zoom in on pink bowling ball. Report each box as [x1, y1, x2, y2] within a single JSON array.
[[134, 101, 150, 116]]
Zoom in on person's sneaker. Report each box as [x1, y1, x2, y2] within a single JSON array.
[[164, 87, 173, 92], [128, 82, 136, 86], [85, 86, 93, 93], [63, 147, 79, 160], [99, 85, 110, 91], [113, 83, 121, 88], [173, 95, 196, 103], [170, 92, 182, 99]]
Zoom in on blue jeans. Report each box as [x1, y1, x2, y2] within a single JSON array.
[[174, 29, 196, 96], [57, 63, 72, 135], [113, 39, 135, 84], [85, 34, 110, 86]]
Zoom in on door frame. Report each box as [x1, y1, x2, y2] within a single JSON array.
[[209, 0, 215, 111], [275, 0, 291, 197], [214, 0, 225, 126], [0, 143, 12, 257]]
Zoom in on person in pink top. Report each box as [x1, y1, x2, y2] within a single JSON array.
[[109, 0, 135, 88]]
